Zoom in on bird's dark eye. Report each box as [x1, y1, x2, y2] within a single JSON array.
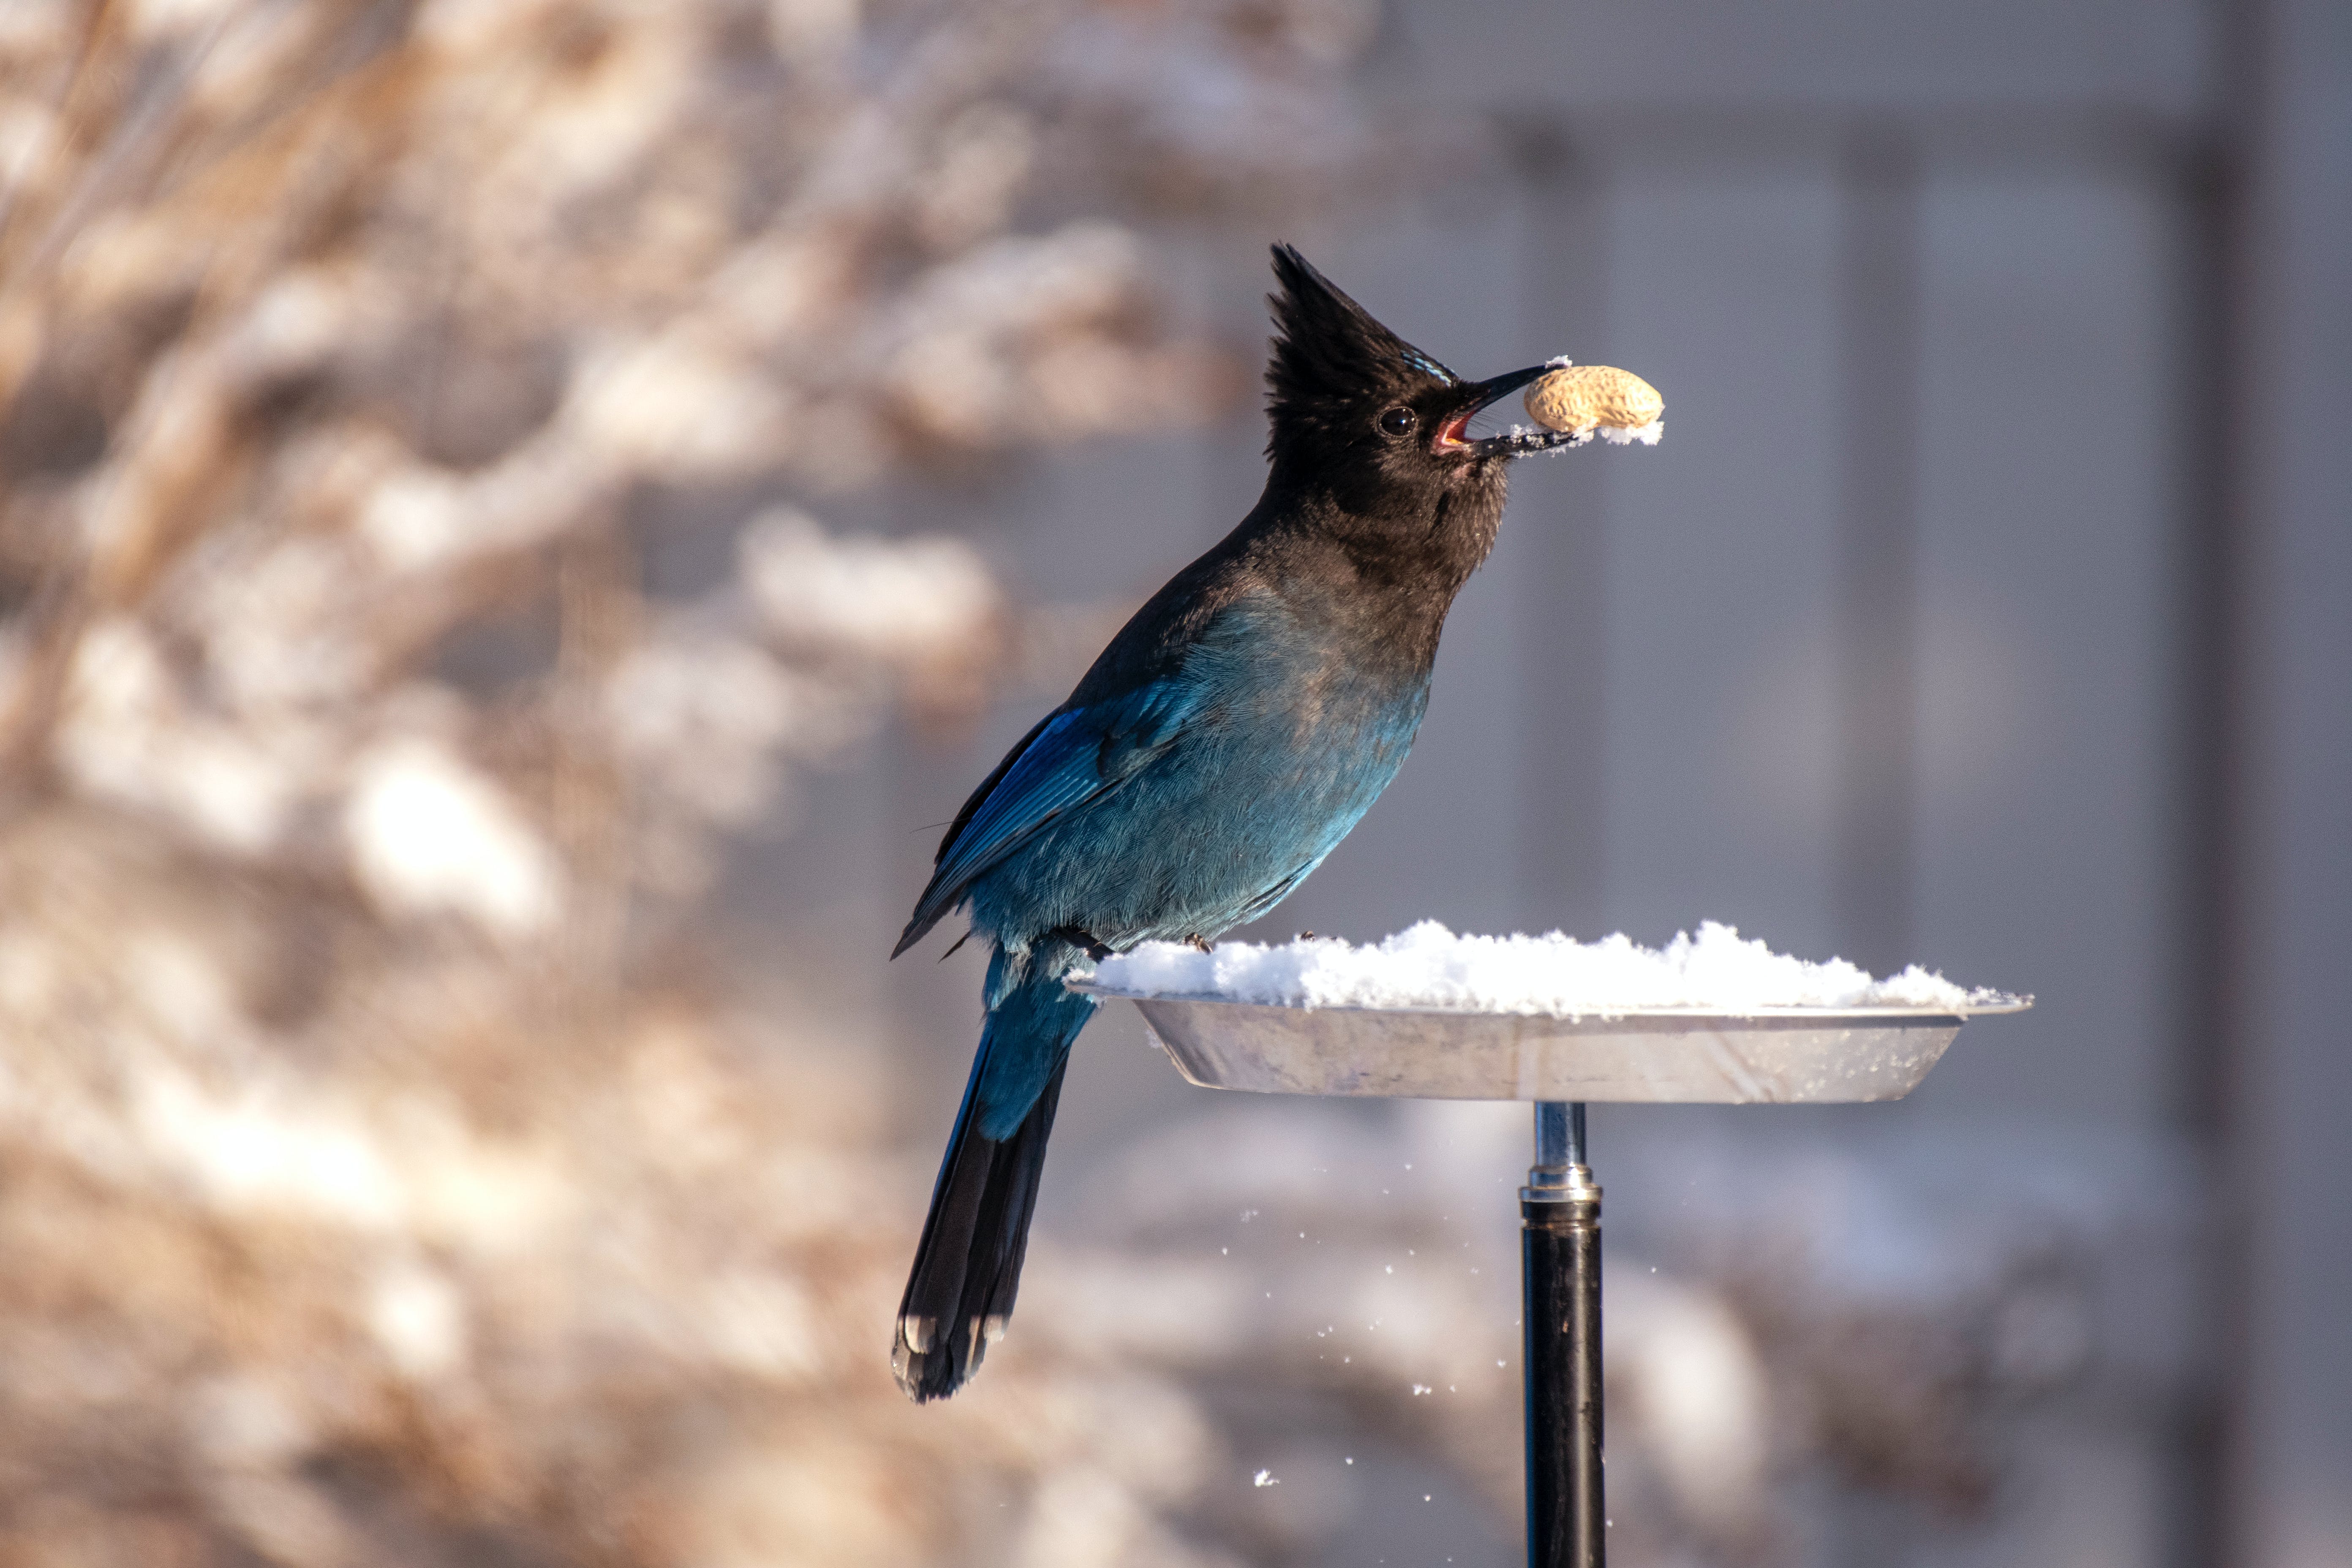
[[1378, 407, 1417, 437]]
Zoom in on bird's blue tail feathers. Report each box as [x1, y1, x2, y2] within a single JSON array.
[[893, 938, 1097, 1402]]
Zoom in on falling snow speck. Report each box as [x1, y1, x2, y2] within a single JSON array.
[[1253, 1470, 1277, 1488]]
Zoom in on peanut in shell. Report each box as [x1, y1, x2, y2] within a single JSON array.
[[1523, 364, 1663, 435]]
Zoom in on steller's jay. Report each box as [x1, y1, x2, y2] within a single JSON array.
[[891, 245, 1590, 1401]]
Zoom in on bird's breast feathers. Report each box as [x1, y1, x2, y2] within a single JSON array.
[[904, 591, 1428, 952]]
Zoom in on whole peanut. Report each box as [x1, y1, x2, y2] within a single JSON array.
[[1524, 364, 1664, 434]]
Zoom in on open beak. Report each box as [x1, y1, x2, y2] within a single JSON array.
[[1432, 363, 1593, 459]]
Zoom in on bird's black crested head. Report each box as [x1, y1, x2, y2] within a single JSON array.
[[1266, 245, 1459, 467], [1267, 244, 1456, 430], [1262, 246, 1573, 514]]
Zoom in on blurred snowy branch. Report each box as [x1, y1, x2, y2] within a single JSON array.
[[0, 0, 1396, 907], [0, 0, 1402, 1563]]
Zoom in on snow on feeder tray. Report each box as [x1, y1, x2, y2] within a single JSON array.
[[1069, 922, 2029, 1568]]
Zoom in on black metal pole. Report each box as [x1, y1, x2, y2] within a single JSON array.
[[1523, 1101, 1603, 1568]]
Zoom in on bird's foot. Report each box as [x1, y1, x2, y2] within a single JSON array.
[[1188, 935, 1213, 953], [1048, 925, 1112, 961]]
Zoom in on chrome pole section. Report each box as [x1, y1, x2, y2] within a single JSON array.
[[1523, 1101, 1603, 1568]]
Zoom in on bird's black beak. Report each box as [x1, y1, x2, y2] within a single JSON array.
[[1466, 364, 1553, 406], [1432, 362, 1594, 460]]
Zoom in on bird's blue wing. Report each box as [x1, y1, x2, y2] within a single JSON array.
[[895, 676, 1208, 953]]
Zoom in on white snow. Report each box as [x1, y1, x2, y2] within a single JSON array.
[[1083, 921, 2017, 1015], [344, 738, 562, 939]]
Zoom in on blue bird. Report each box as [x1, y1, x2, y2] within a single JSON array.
[[891, 245, 1587, 1400]]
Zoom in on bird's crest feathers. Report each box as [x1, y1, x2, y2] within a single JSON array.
[[1266, 244, 1456, 447]]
